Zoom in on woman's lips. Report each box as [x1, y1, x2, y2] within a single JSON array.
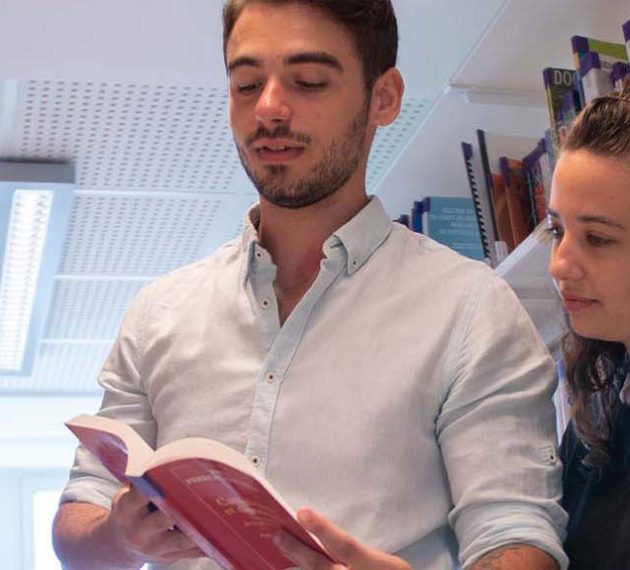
[[561, 293, 598, 312]]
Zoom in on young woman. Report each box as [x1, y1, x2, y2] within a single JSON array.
[[549, 76, 630, 569], [280, 78, 630, 570]]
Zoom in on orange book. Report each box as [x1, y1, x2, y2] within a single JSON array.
[[66, 414, 333, 570], [490, 173, 515, 252]]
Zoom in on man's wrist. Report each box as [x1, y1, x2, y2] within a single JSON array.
[[470, 544, 559, 570]]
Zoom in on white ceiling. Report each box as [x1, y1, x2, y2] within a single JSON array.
[[0, 0, 628, 395]]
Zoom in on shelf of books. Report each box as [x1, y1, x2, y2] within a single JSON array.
[[392, 1, 630, 352]]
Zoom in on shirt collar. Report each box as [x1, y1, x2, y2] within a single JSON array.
[[239, 204, 262, 286], [329, 196, 392, 275], [238, 196, 392, 283]]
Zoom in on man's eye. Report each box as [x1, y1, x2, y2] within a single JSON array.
[[237, 83, 260, 94], [296, 80, 327, 90]]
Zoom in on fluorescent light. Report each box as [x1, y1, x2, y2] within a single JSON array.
[[0, 162, 74, 376], [0, 191, 53, 370]]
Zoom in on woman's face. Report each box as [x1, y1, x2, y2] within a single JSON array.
[[548, 149, 630, 349]]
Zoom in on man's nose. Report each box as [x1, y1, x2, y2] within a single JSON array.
[[255, 79, 291, 126]]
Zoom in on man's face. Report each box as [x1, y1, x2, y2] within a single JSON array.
[[225, 2, 372, 209]]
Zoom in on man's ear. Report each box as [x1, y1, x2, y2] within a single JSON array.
[[369, 67, 404, 127]]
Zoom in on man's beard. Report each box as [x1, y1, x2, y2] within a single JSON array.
[[235, 102, 370, 209]]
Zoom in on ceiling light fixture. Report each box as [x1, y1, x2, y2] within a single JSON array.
[[0, 161, 74, 375]]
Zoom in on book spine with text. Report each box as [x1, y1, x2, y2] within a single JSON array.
[[543, 67, 578, 156], [422, 196, 485, 261]]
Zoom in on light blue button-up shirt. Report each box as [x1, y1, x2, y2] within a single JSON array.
[[62, 197, 567, 569]]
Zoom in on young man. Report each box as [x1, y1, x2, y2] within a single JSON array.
[[53, 1, 567, 568]]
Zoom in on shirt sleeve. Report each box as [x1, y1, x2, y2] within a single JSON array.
[[59, 286, 157, 510], [436, 271, 569, 569]]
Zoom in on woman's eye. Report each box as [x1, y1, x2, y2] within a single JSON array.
[[545, 225, 562, 240], [587, 234, 614, 247]]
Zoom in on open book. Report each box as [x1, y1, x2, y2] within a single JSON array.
[[66, 414, 332, 570]]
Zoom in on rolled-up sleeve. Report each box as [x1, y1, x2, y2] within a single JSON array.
[[60, 286, 157, 509], [436, 273, 568, 569]]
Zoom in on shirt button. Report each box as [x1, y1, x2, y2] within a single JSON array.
[[261, 298, 271, 309], [266, 372, 276, 384], [251, 455, 260, 467], [255, 251, 263, 259]]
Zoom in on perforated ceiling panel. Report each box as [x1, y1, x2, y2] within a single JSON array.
[[46, 280, 147, 340], [367, 97, 432, 191], [0, 343, 109, 394], [61, 192, 227, 276], [8, 80, 244, 192]]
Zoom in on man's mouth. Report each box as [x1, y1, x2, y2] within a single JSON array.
[[254, 142, 305, 163]]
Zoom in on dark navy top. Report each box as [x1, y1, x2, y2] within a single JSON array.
[[561, 403, 630, 569]]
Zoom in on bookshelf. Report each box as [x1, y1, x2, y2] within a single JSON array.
[[379, 0, 630, 348]]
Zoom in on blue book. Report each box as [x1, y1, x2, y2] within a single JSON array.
[[410, 200, 424, 233], [421, 196, 485, 261]]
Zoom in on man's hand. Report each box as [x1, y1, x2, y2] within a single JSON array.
[[53, 485, 205, 570], [275, 507, 412, 570], [107, 485, 205, 566]]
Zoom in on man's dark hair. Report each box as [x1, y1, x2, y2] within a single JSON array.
[[222, 0, 398, 89]]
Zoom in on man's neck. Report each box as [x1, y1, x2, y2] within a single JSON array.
[[256, 190, 369, 324]]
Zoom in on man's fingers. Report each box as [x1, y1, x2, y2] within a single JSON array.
[[296, 508, 413, 570], [297, 507, 361, 564], [146, 527, 200, 558], [275, 530, 339, 570]]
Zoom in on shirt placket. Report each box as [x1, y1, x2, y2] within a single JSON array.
[[244, 241, 345, 474]]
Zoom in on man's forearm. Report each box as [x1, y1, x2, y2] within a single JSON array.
[[470, 544, 559, 570], [53, 502, 141, 570]]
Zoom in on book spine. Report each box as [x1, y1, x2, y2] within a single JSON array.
[[500, 157, 530, 247], [411, 200, 424, 233], [611, 61, 630, 90], [132, 474, 165, 499], [489, 173, 515, 253], [580, 52, 614, 102], [538, 138, 554, 205], [542, 68, 576, 154], [476, 129, 500, 239], [462, 142, 493, 264]]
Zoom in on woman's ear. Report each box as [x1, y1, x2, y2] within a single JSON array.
[[369, 67, 404, 127]]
